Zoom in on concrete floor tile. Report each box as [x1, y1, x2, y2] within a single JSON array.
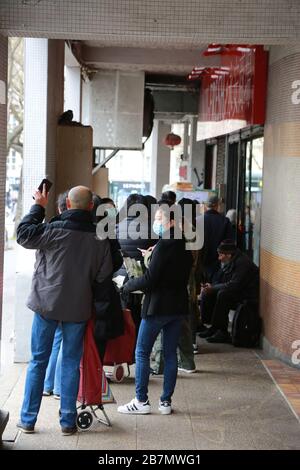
[[1, 345, 300, 450]]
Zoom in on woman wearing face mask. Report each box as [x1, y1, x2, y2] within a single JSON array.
[[117, 201, 193, 416], [92, 195, 124, 361], [115, 194, 157, 352], [92, 196, 122, 273]]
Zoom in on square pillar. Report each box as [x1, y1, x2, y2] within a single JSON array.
[[0, 33, 9, 441], [150, 120, 171, 198], [15, 39, 64, 362], [0, 34, 8, 355], [64, 66, 81, 122]]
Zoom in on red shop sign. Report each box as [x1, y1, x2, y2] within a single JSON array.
[[198, 46, 268, 125]]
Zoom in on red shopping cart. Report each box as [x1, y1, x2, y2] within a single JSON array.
[[103, 308, 136, 382], [77, 318, 115, 431]]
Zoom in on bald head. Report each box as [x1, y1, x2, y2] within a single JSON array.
[[67, 186, 93, 211]]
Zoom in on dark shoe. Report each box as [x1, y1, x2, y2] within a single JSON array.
[[42, 390, 53, 396], [206, 330, 231, 343], [61, 425, 77, 436], [17, 421, 35, 433], [197, 323, 208, 333], [198, 327, 216, 338]]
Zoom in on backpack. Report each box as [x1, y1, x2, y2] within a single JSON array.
[[231, 301, 261, 347]]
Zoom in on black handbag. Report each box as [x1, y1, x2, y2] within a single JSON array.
[[93, 278, 124, 342]]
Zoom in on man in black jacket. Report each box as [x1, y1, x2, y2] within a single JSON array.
[[199, 240, 259, 343], [16, 185, 112, 435], [117, 203, 193, 416], [202, 195, 234, 281]]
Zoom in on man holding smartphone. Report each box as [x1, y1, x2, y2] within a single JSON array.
[[16, 183, 112, 435]]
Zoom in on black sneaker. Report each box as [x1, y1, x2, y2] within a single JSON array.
[[197, 323, 208, 333], [61, 425, 77, 436], [198, 327, 216, 338], [17, 421, 35, 433], [206, 330, 231, 343]]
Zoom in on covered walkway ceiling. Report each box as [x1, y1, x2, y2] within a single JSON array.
[[0, 0, 300, 47], [69, 42, 221, 75], [1, 1, 299, 79]]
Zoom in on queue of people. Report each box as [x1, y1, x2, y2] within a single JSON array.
[[16, 184, 259, 433]]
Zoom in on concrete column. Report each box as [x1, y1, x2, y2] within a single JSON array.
[[22, 39, 64, 218], [189, 116, 206, 187], [64, 66, 81, 122], [0, 34, 7, 352], [14, 39, 64, 362], [260, 45, 300, 367], [150, 120, 171, 198], [22, 39, 48, 216], [0, 33, 9, 441], [81, 79, 91, 126], [46, 40, 64, 217], [179, 121, 190, 183]]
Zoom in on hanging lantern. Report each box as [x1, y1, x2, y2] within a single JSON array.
[[163, 133, 181, 150]]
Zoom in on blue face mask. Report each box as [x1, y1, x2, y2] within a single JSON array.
[[153, 221, 164, 237]]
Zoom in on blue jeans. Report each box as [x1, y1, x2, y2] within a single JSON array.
[[135, 315, 183, 403], [43, 325, 62, 395], [20, 313, 86, 429]]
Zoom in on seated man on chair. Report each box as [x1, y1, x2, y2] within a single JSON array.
[[199, 240, 259, 343]]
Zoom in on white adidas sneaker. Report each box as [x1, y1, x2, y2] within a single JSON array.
[[158, 400, 172, 415], [117, 397, 151, 414]]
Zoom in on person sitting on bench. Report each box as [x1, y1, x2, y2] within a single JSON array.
[[199, 239, 259, 344]]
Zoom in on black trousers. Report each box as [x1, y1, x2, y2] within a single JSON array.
[[200, 290, 240, 332]]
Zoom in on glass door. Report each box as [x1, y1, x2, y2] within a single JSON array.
[[243, 137, 264, 265]]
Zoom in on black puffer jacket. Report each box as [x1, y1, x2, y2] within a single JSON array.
[[116, 215, 157, 276], [203, 209, 233, 268]]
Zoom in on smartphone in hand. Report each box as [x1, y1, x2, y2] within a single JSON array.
[[32, 178, 53, 199], [38, 178, 52, 193]]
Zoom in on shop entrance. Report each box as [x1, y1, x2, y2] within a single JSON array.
[[226, 130, 264, 266]]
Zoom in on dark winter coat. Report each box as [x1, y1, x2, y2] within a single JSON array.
[[212, 249, 259, 301], [17, 204, 112, 322], [203, 209, 234, 269], [123, 231, 193, 318], [116, 215, 157, 260]]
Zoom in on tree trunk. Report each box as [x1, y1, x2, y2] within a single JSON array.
[[13, 164, 23, 238]]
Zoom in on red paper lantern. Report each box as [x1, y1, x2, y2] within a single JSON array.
[[163, 133, 181, 150]]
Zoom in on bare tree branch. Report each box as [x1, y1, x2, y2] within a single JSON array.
[[7, 38, 24, 233], [7, 123, 23, 150], [11, 143, 23, 154]]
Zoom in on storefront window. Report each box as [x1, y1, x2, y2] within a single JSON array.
[[244, 137, 263, 265]]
